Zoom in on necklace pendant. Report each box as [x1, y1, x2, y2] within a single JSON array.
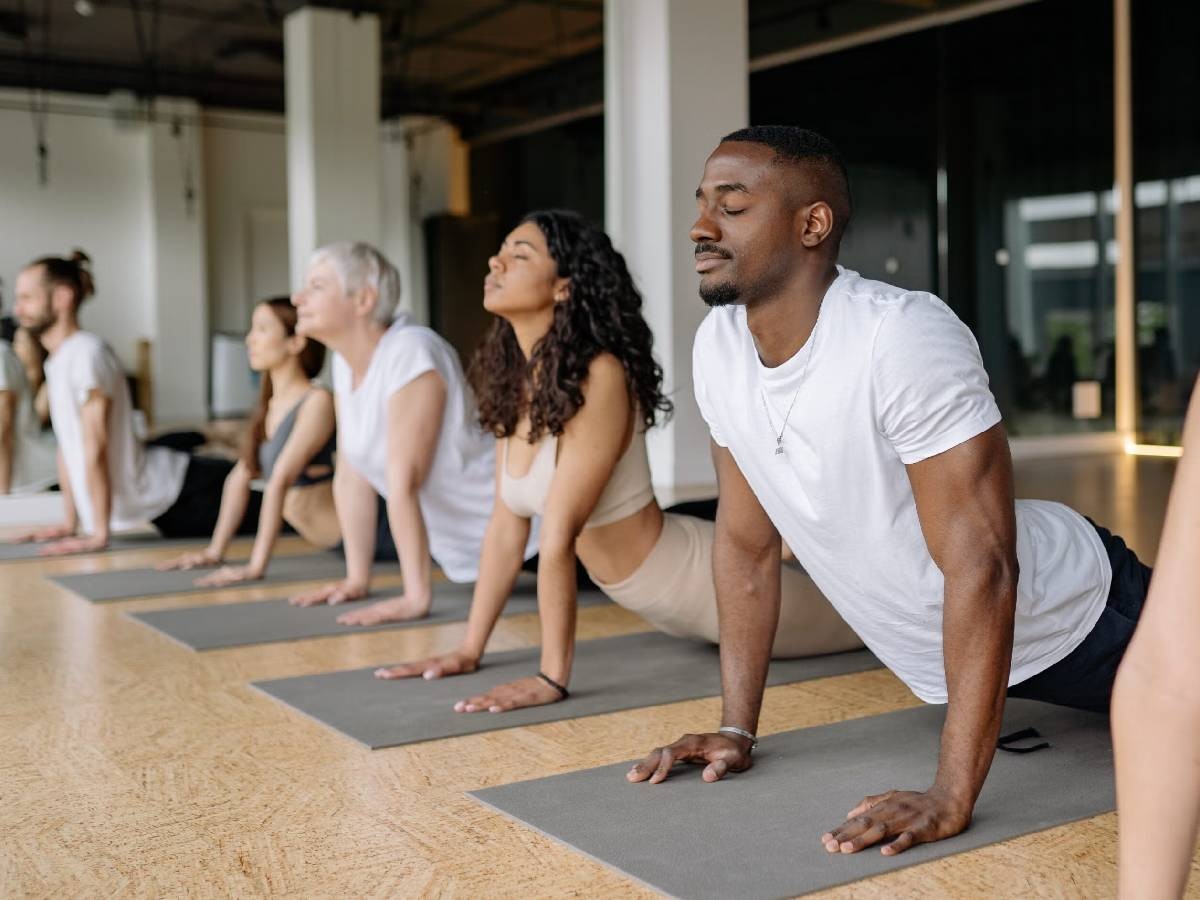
[[774, 444, 785, 456]]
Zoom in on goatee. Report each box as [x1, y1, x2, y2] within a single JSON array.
[[699, 280, 740, 308]]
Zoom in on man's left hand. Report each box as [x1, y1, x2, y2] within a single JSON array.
[[820, 786, 972, 856]]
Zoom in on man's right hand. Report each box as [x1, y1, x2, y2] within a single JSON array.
[[288, 579, 369, 607], [626, 732, 754, 785], [12, 523, 76, 544], [157, 549, 222, 571], [374, 649, 480, 680]]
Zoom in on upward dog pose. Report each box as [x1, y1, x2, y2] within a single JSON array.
[[629, 127, 1153, 858], [10, 251, 257, 553], [289, 242, 536, 624], [374, 210, 861, 712], [157, 298, 345, 586]]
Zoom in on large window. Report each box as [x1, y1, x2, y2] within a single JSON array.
[[1132, 2, 1200, 446], [751, 29, 938, 296], [751, 0, 1131, 440]]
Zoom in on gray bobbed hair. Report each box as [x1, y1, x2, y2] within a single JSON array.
[[310, 241, 401, 325]]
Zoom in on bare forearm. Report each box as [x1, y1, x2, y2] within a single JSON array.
[[208, 472, 252, 558], [83, 452, 111, 540], [246, 482, 287, 574], [56, 452, 78, 531], [1113, 654, 1200, 899], [386, 488, 431, 603], [0, 428, 12, 494], [461, 518, 531, 660], [334, 469, 377, 589], [533, 541, 578, 685], [715, 535, 781, 733], [934, 569, 1016, 807]]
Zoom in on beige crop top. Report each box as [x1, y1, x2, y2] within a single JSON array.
[[500, 424, 655, 529]]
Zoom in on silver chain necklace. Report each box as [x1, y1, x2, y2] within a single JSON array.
[[759, 307, 822, 458]]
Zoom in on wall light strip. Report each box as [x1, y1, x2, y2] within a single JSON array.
[[1124, 439, 1184, 459]]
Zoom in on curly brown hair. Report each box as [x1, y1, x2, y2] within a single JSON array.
[[469, 209, 672, 440]]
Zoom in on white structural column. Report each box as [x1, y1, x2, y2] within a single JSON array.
[[146, 98, 208, 424], [380, 116, 470, 325], [284, 7, 381, 288], [605, 0, 748, 491]]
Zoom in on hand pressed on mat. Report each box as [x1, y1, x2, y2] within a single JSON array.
[[454, 676, 563, 714], [11, 522, 75, 544], [39, 533, 108, 556], [194, 564, 262, 587], [820, 785, 972, 856], [288, 578, 367, 607], [374, 648, 479, 680], [335, 593, 431, 626], [626, 732, 753, 784], [157, 548, 221, 571]]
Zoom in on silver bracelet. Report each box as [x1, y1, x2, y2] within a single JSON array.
[[718, 725, 758, 752]]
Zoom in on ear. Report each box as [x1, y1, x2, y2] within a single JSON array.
[[51, 283, 75, 312], [354, 284, 379, 319], [797, 201, 835, 249], [286, 333, 308, 356], [552, 277, 571, 304]]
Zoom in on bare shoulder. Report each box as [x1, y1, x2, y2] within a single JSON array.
[[303, 386, 335, 414], [582, 352, 627, 398]]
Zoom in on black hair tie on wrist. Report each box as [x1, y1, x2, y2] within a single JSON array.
[[535, 671, 570, 700]]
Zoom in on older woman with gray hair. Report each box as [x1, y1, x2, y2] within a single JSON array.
[[290, 241, 536, 624]]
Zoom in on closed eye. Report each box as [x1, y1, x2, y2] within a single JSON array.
[[723, 208, 746, 216]]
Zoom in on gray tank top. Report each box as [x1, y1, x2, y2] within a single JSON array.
[[258, 391, 335, 486]]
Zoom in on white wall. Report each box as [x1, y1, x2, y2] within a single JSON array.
[[201, 110, 290, 333], [0, 88, 463, 421], [380, 115, 470, 326], [0, 90, 154, 370]]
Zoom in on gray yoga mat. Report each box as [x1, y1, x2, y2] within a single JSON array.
[[127, 581, 609, 650], [49, 552, 390, 602], [0, 533, 197, 562], [251, 632, 881, 748], [471, 699, 1112, 899]]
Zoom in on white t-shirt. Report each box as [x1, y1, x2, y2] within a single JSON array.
[[0, 341, 58, 493], [332, 316, 535, 582], [45, 331, 187, 534], [692, 266, 1111, 703]]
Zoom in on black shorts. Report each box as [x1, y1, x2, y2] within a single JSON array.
[[151, 455, 261, 539]]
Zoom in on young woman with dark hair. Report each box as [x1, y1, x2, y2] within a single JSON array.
[[375, 210, 861, 712], [158, 297, 348, 585]]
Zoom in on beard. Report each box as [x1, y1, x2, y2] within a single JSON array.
[[19, 309, 56, 339], [699, 278, 740, 308]]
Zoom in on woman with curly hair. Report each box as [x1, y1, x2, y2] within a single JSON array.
[[374, 210, 861, 713]]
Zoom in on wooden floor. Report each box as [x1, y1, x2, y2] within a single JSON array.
[[3, 454, 1198, 898]]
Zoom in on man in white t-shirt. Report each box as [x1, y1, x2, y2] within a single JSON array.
[[0, 332, 57, 494], [11, 252, 257, 554], [628, 127, 1151, 857]]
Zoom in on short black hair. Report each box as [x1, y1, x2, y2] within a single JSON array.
[[720, 125, 852, 243]]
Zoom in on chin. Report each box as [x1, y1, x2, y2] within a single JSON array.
[[699, 278, 741, 308]]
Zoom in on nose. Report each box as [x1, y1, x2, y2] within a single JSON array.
[[690, 209, 720, 245], [290, 289, 303, 308], [487, 254, 503, 274]]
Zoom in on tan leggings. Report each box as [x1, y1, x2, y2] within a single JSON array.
[[592, 513, 863, 658]]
